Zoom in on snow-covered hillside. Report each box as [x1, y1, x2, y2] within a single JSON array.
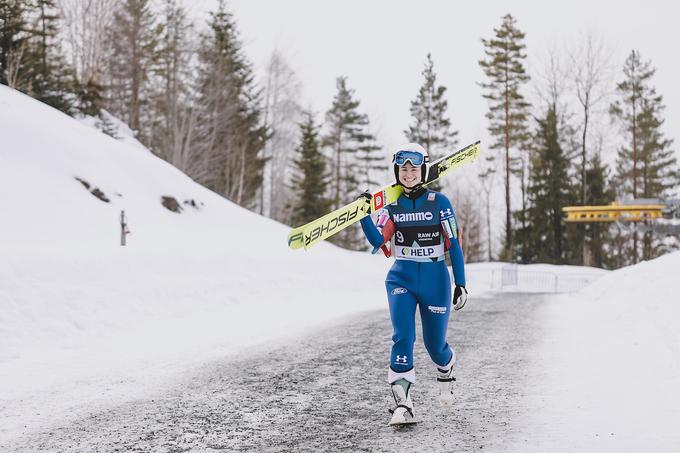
[[0, 85, 394, 440]]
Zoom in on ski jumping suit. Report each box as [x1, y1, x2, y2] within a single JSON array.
[[360, 187, 466, 384]]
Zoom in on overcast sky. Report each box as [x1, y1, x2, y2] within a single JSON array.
[[190, 0, 679, 177]]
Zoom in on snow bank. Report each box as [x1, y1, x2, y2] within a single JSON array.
[[520, 251, 680, 450], [0, 85, 391, 440]]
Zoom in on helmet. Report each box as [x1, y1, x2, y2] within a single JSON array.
[[392, 143, 429, 187]]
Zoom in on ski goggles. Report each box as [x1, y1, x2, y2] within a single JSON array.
[[393, 150, 428, 166]]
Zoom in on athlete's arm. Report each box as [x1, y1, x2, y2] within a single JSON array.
[[360, 214, 384, 248], [360, 208, 396, 249], [439, 195, 466, 287]]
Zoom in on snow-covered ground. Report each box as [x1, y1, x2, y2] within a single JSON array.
[[520, 251, 680, 450], [1, 85, 678, 450], [0, 84, 386, 442]]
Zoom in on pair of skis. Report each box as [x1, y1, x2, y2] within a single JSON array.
[[287, 141, 481, 250]]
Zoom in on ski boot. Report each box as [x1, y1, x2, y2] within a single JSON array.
[[388, 379, 417, 426], [435, 365, 456, 405]]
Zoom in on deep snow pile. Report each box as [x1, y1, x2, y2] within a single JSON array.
[[521, 251, 680, 450]]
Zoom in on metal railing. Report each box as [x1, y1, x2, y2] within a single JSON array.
[[465, 264, 605, 293]]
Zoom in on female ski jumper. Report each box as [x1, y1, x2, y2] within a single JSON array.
[[360, 186, 466, 385]]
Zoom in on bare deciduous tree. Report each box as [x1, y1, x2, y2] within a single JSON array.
[[569, 32, 613, 205], [478, 155, 497, 261], [451, 186, 485, 263], [4, 41, 30, 89], [58, 0, 115, 84], [261, 49, 302, 220]]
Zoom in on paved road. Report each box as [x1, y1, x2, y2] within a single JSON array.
[[7, 293, 548, 452]]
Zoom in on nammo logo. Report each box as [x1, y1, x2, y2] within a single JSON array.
[[393, 212, 433, 222]]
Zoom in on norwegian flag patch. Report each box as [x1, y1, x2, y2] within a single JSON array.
[[373, 191, 386, 210]]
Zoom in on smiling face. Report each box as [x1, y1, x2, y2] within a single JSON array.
[[398, 162, 422, 188]]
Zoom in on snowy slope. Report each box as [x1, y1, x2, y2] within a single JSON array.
[[0, 85, 395, 440], [520, 251, 680, 450]]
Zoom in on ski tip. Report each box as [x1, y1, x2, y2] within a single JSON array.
[[287, 231, 304, 250]]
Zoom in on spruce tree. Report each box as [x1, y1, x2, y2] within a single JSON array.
[[323, 76, 381, 250], [479, 14, 531, 260], [193, 0, 267, 209], [289, 111, 331, 226], [26, 0, 73, 114], [520, 105, 576, 264], [583, 153, 614, 268], [0, 0, 30, 87], [610, 50, 679, 263], [405, 53, 458, 163]]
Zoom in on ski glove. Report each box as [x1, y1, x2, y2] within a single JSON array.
[[453, 286, 468, 311], [358, 190, 372, 213]]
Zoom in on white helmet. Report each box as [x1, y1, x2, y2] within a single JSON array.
[[392, 143, 429, 186]]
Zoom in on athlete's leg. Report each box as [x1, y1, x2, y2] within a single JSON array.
[[418, 261, 454, 368], [386, 281, 418, 384]]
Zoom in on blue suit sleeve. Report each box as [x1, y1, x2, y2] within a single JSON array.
[[438, 195, 466, 287], [360, 215, 384, 249]]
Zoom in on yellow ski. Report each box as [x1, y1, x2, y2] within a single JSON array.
[[287, 141, 480, 250]]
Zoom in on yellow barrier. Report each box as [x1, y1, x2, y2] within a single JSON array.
[[562, 202, 666, 223]]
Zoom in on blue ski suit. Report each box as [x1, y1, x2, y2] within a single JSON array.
[[360, 188, 465, 383]]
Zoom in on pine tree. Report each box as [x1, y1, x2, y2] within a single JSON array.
[[323, 76, 381, 250], [192, 0, 267, 209], [519, 105, 576, 264], [0, 0, 31, 88], [405, 53, 458, 164], [479, 14, 531, 260], [583, 153, 614, 268], [610, 50, 679, 263], [289, 111, 331, 226], [25, 0, 73, 114], [106, 0, 161, 139]]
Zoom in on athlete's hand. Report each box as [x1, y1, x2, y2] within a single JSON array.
[[358, 190, 372, 201], [358, 190, 372, 213], [453, 286, 467, 311]]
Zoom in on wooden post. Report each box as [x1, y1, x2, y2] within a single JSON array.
[[120, 210, 129, 246]]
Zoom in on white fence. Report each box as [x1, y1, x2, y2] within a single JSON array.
[[465, 263, 607, 294]]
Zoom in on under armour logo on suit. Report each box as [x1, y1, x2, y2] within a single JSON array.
[[395, 355, 408, 364]]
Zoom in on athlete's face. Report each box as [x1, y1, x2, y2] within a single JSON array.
[[398, 162, 422, 187]]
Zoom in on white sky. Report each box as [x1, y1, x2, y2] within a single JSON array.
[[190, 0, 680, 169]]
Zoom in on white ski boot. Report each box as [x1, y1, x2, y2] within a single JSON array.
[[435, 365, 456, 405], [388, 379, 417, 426]]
